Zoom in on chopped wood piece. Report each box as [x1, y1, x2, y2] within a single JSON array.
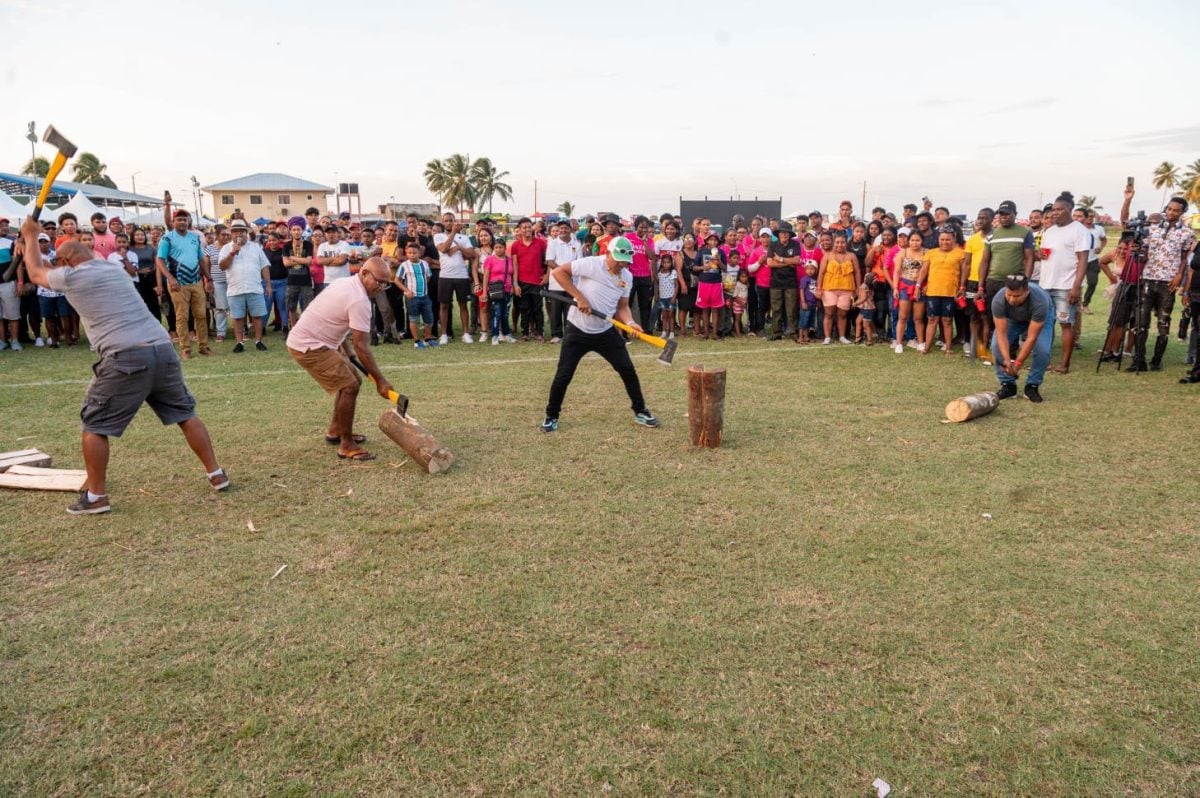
[[377, 409, 454, 474], [0, 465, 86, 492], [944, 391, 1000, 423], [0, 450, 51, 472], [687, 365, 726, 448]]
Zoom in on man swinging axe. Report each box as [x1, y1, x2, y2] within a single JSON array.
[[540, 236, 660, 433]]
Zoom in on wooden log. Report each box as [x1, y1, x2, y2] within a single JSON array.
[[0, 449, 52, 472], [944, 391, 1000, 423], [0, 465, 87, 492], [377, 408, 455, 474], [687, 365, 727, 448]]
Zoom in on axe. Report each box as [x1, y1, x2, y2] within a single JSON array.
[[4, 126, 77, 281], [540, 289, 677, 366]]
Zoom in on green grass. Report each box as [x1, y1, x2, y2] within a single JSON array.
[[2, 298, 1199, 796]]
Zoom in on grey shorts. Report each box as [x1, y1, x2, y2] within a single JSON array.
[[81, 342, 196, 436]]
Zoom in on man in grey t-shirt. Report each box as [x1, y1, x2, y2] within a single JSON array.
[[990, 273, 1053, 403], [18, 216, 230, 515]]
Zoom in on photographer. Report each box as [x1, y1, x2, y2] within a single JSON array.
[[1122, 185, 1196, 372]]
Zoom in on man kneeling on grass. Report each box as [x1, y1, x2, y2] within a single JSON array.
[[991, 273, 1052, 403], [287, 257, 396, 461], [16, 216, 229, 514], [540, 236, 659, 433]]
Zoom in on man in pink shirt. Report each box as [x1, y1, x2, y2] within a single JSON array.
[[89, 212, 118, 260], [287, 258, 395, 461]]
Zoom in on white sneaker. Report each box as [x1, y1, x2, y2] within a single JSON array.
[[46, 337, 55, 347], [504, 335, 517, 343], [462, 333, 474, 344], [917, 343, 927, 353], [438, 334, 449, 345], [906, 340, 918, 350], [550, 336, 562, 344], [937, 342, 947, 352], [34, 337, 44, 347], [668, 332, 675, 340], [491, 335, 499, 345], [479, 334, 489, 344], [962, 342, 970, 354], [822, 337, 832, 345], [894, 343, 904, 354], [10, 341, 21, 351], [838, 336, 852, 345]]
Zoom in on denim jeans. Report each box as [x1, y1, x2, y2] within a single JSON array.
[[992, 319, 1053, 387], [211, 280, 229, 338], [489, 294, 512, 338], [269, 278, 289, 329]]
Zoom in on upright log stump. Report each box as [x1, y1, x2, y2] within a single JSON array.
[[687, 365, 726, 448]]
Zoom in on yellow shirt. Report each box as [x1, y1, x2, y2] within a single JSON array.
[[964, 233, 986, 282], [823, 256, 856, 292], [380, 240, 401, 277], [925, 247, 965, 297]]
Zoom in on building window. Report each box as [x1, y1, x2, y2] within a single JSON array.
[[306, 194, 313, 201], [277, 194, 291, 205], [221, 194, 234, 205], [249, 195, 263, 205]]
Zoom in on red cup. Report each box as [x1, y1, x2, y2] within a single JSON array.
[[1041, 247, 1051, 259], [955, 295, 968, 309], [975, 298, 987, 313]]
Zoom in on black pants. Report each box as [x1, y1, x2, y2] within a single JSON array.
[[18, 290, 40, 342], [136, 277, 161, 322], [1083, 261, 1100, 306], [428, 269, 441, 337], [754, 285, 771, 333], [546, 289, 571, 339], [630, 276, 654, 332], [517, 282, 544, 337], [545, 323, 646, 419], [1133, 279, 1175, 368], [746, 279, 760, 333]]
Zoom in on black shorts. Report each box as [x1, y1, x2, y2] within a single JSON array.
[[438, 277, 471, 305], [964, 280, 985, 318], [81, 342, 196, 436], [984, 279, 1005, 316]]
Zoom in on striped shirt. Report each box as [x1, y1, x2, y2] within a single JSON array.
[[395, 259, 430, 296], [205, 243, 225, 284]]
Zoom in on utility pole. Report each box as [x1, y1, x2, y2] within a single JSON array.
[[533, 179, 538, 214], [25, 121, 36, 165], [131, 172, 141, 195], [190, 175, 201, 218], [861, 181, 867, 217]]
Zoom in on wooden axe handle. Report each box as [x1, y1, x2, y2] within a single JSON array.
[[347, 354, 408, 417]]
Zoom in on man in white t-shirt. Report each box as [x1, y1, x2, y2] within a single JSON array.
[[1039, 194, 1091, 373], [545, 222, 583, 343], [318, 225, 353, 283], [219, 220, 272, 352], [434, 213, 476, 343], [540, 236, 659, 433]]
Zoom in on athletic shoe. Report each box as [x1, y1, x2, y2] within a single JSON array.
[[996, 383, 1018, 400], [550, 337, 562, 344], [540, 416, 558, 433], [1023, 384, 1043, 403], [634, 409, 660, 428], [370, 334, 380, 346], [906, 339, 918, 350], [504, 335, 517, 343], [1179, 376, 1200, 384], [463, 333, 474, 344], [414, 340, 426, 349], [438, 334, 449, 345], [9, 341, 21, 351], [491, 336, 499, 346], [822, 337, 832, 345], [894, 343, 904, 354], [0, 340, 8, 350], [255, 341, 267, 352], [34, 337, 44, 347], [917, 343, 927, 353], [838, 336, 852, 345], [667, 333, 675, 340], [233, 341, 245, 353], [49, 338, 59, 349], [67, 491, 110, 515], [426, 338, 440, 347]]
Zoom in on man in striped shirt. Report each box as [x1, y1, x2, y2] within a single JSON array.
[[396, 241, 436, 348]]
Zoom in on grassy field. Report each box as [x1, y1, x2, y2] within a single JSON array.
[[3, 297, 1200, 796]]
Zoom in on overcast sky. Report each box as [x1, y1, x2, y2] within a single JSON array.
[[2, 0, 1198, 219]]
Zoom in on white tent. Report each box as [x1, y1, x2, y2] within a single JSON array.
[[124, 208, 218, 229], [0, 192, 33, 222], [40, 190, 107, 227]]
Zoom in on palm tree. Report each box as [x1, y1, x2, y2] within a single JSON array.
[[70, 152, 117, 189], [469, 157, 513, 214], [557, 201, 575, 218], [1152, 161, 1179, 207], [1076, 195, 1102, 212], [1179, 159, 1200, 207], [424, 153, 475, 216], [21, 156, 49, 178]]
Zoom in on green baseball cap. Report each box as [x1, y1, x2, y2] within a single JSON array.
[[608, 236, 634, 263]]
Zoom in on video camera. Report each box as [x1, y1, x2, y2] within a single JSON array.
[[1124, 210, 1151, 247]]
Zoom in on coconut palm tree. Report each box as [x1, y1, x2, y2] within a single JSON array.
[[557, 201, 575, 218], [1179, 159, 1200, 206], [21, 156, 49, 178], [1076, 195, 1102, 212], [71, 152, 117, 189], [424, 153, 475, 216], [1152, 161, 1179, 207], [469, 157, 513, 214]]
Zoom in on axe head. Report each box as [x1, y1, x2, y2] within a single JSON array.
[[42, 125, 77, 158], [656, 337, 678, 367], [395, 393, 410, 418]]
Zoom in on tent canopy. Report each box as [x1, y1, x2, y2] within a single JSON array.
[[40, 191, 107, 227], [0, 192, 32, 222]]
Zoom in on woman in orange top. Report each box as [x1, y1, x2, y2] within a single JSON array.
[[816, 233, 861, 344]]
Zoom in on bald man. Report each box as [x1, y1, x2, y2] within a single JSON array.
[[287, 257, 396, 461], [17, 216, 228, 515]]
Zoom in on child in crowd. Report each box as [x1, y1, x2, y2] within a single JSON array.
[[854, 272, 876, 345], [695, 232, 726, 339], [481, 238, 515, 345], [107, 232, 138, 280], [34, 233, 70, 348], [397, 240, 437, 348], [655, 251, 684, 339], [797, 261, 818, 344], [78, 231, 94, 252], [731, 270, 750, 338], [721, 250, 742, 337]]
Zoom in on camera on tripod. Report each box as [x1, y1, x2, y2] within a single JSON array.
[[1124, 211, 1150, 247]]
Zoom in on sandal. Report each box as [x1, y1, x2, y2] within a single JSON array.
[[325, 433, 366, 445], [337, 448, 376, 462]]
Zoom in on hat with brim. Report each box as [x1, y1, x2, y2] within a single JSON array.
[[229, 220, 251, 233], [608, 236, 635, 263], [704, 232, 721, 243], [777, 221, 794, 235], [997, 200, 1017, 215]]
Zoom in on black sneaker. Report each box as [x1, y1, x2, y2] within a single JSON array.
[[1023, 384, 1043, 403], [255, 340, 267, 352], [634, 409, 660, 428], [232, 341, 245, 353], [540, 417, 558, 433], [1127, 363, 1148, 373], [996, 383, 1018, 400], [1180, 376, 1200, 385], [1149, 361, 1163, 372], [67, 490, 111, 515]]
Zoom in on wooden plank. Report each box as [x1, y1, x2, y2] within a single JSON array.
[[0, 451, 52, 472], [0, 466, 87, 492], [0, 448, 40, 460], [5, 465, 87, 478]]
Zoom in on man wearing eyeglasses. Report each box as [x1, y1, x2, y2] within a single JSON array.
[[287, 257, 395, 461]]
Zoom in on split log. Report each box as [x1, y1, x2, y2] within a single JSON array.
[[0, 449, 51, 472], [0, 465, 87, 492], [944, 391, 1000, 423], [377, 409, 455, 474], [687, 365, 727, 448]]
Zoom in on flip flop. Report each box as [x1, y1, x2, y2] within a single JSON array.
[[337, 448, 376, 462], [325, 433, 367, 445]]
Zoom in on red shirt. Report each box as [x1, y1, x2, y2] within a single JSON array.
[[510, 236, 548, 284]]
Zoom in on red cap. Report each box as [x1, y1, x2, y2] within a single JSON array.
[[109, 216, 122, 224], [173, 209, 191, 219]]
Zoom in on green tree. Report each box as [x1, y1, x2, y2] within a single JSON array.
[[70, 152, 117, 189], [469, 157, 513, 214], [1179, 158, 1200, 206], [557, 201, 575, 218], [1152, 161, 1179, 207], [424, 153, 475, 216], [1076, 195, 1102, 212], [21, 156, 49, 178]]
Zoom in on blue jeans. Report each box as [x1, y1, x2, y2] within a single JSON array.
[[992, 320, 1053, 387], [489, 295, 512, 337], [270, 279, 289, 328]]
